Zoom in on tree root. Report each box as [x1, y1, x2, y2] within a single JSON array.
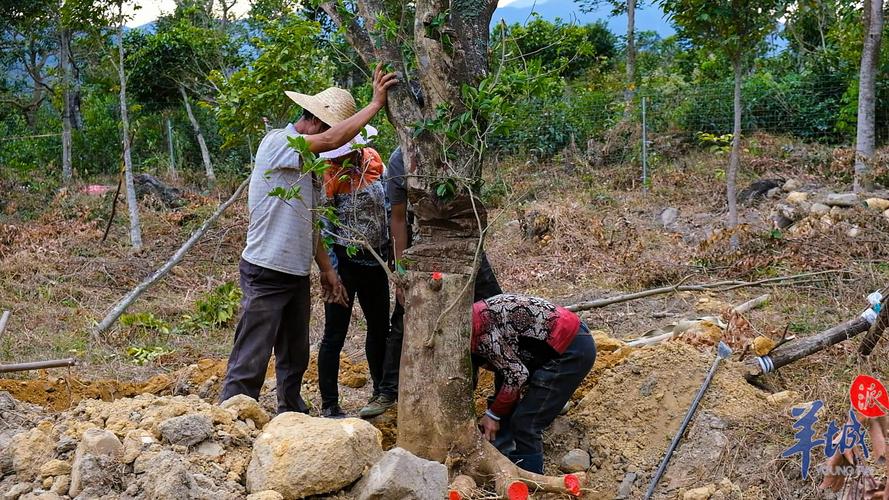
[[449, 439, 584, 499]]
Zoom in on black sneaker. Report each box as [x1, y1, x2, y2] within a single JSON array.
[[358, 394, 396, 418], [321, 404, 347, 419]]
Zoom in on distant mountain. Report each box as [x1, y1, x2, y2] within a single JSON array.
[[492, 0, 675, 37]]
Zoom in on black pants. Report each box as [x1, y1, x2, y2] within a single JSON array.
[[492, 324, 596, 473], [220, 259, 311, 414], [318, 257, 391, 409], [384, 252, 502, 398]]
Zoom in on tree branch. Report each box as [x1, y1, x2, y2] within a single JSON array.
[[320, 2, 376, 65]]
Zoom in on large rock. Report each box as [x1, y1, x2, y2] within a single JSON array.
[[122, 429, 156, 464], [2, 483, 31, 500], [782, 179, 802, 192], [132, 451, 193, 500], [350, 447, 447, 500], [247, 492, 285, 500], [220, 395, 270, 428], [825, 192, 859, 207], [158, 414, 214, 447], [785, 191, 808, 204], [809, 203, 830, 216], [10, 422, 55, 481], [21, 493, 61, 500], [247, 412, 383, 499], [38, 460, 70, 478], [866, 198, 889, 211], [559, 449, 591, 473], [69, 428, 123, 497], [660, 207, 679, 227]]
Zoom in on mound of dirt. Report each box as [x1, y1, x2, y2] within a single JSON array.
[[570, 341, 774, 498]]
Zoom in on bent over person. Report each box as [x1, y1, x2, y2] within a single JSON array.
[[472, 294, 596, 474], [219, 65, 397, 413]]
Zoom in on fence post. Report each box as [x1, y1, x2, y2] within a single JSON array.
[[641, 95, 649, 191], [166, 116, 178, 179]]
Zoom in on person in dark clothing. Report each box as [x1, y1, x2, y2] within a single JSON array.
[[365, 146, 504, 419], [473, 294, 596, 474], [317, 143, 392, 418]]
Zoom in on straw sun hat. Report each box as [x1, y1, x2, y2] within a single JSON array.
[[285, 87, 357, 127]]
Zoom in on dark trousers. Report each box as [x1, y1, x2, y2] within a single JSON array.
[[220, 258, 311, 414], [492, 324, 596, 473], [384, 252, 502, 398], [318, 258, 391, 409]]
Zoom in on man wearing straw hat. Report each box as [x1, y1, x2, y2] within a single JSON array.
[[220, 65, 398, 414]]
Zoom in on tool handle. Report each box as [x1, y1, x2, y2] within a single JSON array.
[[643, 358, 721, 499]]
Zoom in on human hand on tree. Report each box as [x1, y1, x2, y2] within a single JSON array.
[[370, 63, 399, 109], [479, 414, 499, 441], [320, 270, 348, 306]]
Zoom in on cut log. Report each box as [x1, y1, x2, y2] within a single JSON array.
[[93, 179, 248, 337], [745, 317, 871, 379]]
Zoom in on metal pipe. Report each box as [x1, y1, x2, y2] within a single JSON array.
[[0, 358, 77, 374]]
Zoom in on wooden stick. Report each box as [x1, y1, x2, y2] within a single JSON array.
[[93, 179, 248, 337], [745, 317, 871, 379], [564, 270, 843, 313], [0, 358, 77, 373], [0, 310, 9, 338], [732, 294, 770, 314], [102, 164, 124, 242], [859, 294, 889, 356]]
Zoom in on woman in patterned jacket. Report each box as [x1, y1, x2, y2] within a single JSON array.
[[316, 129, 394, 419], [473, 293, 596, 474]]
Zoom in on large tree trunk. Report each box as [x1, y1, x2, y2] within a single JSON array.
[[180, 85, 216, 184], [59, 26, 73, 184], [624, 0, 636, 104], [854, 0, 883, 193], [118, 20, 143, 252], [321, 1, 585, 495], [727, 57, 742, 249]]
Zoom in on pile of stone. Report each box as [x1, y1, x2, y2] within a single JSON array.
[[771, 178, 889, 234], [0, 391, 446, 500]]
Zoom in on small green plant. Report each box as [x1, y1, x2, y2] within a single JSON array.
[[126, 346, 173, 365], [120, 312, 171, 335], [695, 132, 734, 154], [178, 282, 242, 332]]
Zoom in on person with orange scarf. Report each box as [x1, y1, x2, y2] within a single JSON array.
[[316, 128, 394, 418]]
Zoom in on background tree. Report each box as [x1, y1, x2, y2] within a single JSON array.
[[659, 0, 787, 247], [126, 6, 241, 184], [576, 0, 643, 103], [853, 0, 884, 192], [211, 7, 332, 150]]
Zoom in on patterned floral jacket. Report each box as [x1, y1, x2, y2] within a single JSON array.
[[472, 294, 581, 417]]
